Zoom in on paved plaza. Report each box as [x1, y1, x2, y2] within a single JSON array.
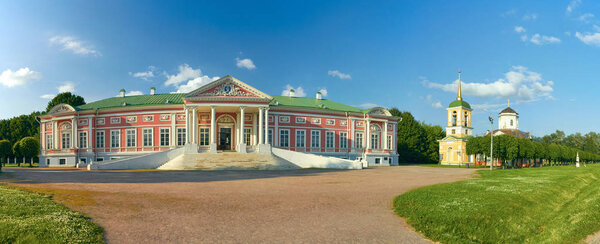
[[2, 166, 476, 243]]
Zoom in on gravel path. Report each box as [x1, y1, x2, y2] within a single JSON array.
[[1, 166, 476, 243]]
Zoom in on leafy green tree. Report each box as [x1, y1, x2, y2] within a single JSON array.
[[12, 141, 21, 167], [45, 92, 86, 112], [0, 140, 10, 168], [421, 124, 445, 163], [393, 109, 427, 163], [19, 137, 40, 167]]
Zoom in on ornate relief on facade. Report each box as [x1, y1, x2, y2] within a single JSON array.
[[387, 124, 393, 130], [218, 116, 234, 123], [96, 118, 105, 125], [176, 114, 186, 121], [245, 115, 252, 121], [126, 116, 137, 123], [111, 117, 121, 124], [160, 114, 171, 121], [46, 122, 52, 128], [200, 115, 209, 121], [60, 123, 72, 130], [49, 104, 76, 114], [340, 120, 348, 126], [296, 117, 306, 124], [311, 118, 321, 124], [143, 115, 154, 122], [78, 119, 88, 126], [326, 119, 335, 126], [268, 115, 273, 122], [198, 82, 255, 97], [356, 121, 364, 127], [370, 124, 381, 132], [279, 116, 290, 123]]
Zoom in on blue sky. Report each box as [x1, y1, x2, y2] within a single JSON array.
[[1, 0, 599, 136]]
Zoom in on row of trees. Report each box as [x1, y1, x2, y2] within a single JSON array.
[[540, 130, 600, 155], [390, 108, 445, 164], [0, 138, 41, 167], [466, 134, 600, 168]]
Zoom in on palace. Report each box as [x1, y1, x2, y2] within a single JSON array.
[[486, 99, 531, 139], [38, 76, 399, 169], [438, 70, 475, 165]]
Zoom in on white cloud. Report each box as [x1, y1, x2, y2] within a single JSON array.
[[40, 94, 55, 99], [0, 67, 41, 87], [423, 66, 554, 103], [49, 36, 100, 56], [578, 13, 595, 22], [501, 9, 517, 17], [358, 103, 379, 109], [575, 32, 600, 46], [126, 90, 143, 96], [281, 85, 306, 97], [527, 34, 561, 45], [129, 66, 155, 80], [567, 0, 581, 14], [523, 13, 538, 21], [514, 26, 526, 33], [58, 82, 75, 93], [236, 58, 256, 70], [163, 64, 220, 93], [594, 25, 600, 32], [318, 88, 328, 97], [425, 94, 444, 109], [328, 70, 352, 80]]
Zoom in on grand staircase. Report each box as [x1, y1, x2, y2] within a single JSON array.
[[157, 152, 300, 170]]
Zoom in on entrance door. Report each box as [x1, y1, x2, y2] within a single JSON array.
[[219, 128, 232, 150]]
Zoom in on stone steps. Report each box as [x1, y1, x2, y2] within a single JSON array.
[[158, 152, 300, 170]]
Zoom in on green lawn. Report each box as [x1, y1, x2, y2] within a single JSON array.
[[0, 184, 104, 243], [2, 163, 39, 168], [394, 164, 600, 243]]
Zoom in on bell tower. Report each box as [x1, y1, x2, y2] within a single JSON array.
[[445, 69, 473, 137]]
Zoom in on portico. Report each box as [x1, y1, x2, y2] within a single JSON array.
[[181, 76, 273, 154]]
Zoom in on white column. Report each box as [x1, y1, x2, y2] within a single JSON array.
[[252, 112, 257, 145], [170, 113, 176, 147], [236, 112, 241, 147], [88, 117, 93, 149], [53, 121, 58, 149], [210, 106, 216, 144], [41, 123, 45, 154], [185, 107, 190, 144], [240, 107, 246, 151], [350, 119, 355, 151], [366, 119, 371, 150], [192, 107, 197, 144], [258, 108, 264, 144], [383, 121, 388, 150], [72, 118, 77, 149], [264, 108, 269, 145]]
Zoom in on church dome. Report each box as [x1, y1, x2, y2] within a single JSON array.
[[449, 99, 471, 109], [500, 107, 517, 114]]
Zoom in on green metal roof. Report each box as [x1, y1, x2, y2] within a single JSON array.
[[77, 93, 366, 113], [448, 99, 471, 109], [270, 95, 366, 113], [77, 94, 184, 110]]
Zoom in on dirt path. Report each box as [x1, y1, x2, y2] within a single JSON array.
[[1, 166, 476, 243]]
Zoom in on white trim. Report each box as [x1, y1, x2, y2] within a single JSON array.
[[295, 129, 306, 148], [142, 128, 154, 147], [125, 128, 137, 148], [325, 131, 335, 148], [110, 130, 120, 148], [279, 129, 290, 148], [310, 130, 321, 148]]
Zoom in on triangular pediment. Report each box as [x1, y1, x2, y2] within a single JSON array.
[[183, 75, 272, 102]]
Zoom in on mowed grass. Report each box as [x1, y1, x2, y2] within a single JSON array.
[[0, 184, 103, 243], [394, 164, 600, 243]]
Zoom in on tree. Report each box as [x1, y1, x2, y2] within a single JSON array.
[[421, 124, 445, 163], [0, 140, 9, 170], [12, 141, 21, 167], [19, 137, 40, 167], [45, 92, 86, 112]]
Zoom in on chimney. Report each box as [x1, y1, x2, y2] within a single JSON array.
[[119, 89, 126, 98], [316, 91, 322, 100], [289, 88, 295, 97], [150, 87, 156, 95]]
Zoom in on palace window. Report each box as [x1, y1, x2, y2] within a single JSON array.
[[325, 131, 335, 148], [371, 134, 379, 149], [279, 129, 289, 147], [244, 128, 251, 145], [355, 132, 364, 148], [464, 112, 468, 126], [142, 128, 153, 147], [126, 129, 136, 147], [296, 130, 305, 148], [452, 129, 456, 134], [96, 131, 105, 148], [177, 128, 186, 146], [46, 135, 53, 149], [452, 111, 457, 126], [311, 130, 321, 148], [510, 119, 514, 126], [160, 128, 170, 146], [79, 132, 87, 148], [339, 132, 348, 149], [387, 135, 393, 150], [199, 128, 209, 146], [110, 130, 120, 148], [61, 131, 71, 149], [268, 129, 273, 145]]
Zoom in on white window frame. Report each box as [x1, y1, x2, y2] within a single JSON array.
[[160, 128, 170, 146], [339, 132, 348, 149], [355, 132, 364, 148], [279, 129, 290, 148], [46, 134, 53, 149], [311, 130, 321, 148], [199, 127, 209, 146], [371, 133, 379, 149], [387, 135, 393, 150], [177, 127, 186, 146], [126, 129, 136, 147], [110, 130, 120, 148], [61, 131, 71, 149], [244, 128, 252, 145], [268, 129, 273, 145], [78, 131, 87, 148], [325, 131, 335, 148], [142, 128, 153, 147], [295, 130, 306, 148], [96, 131, 105, 148]]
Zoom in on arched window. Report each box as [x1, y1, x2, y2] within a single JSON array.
[[60, 123, 71, 149], [464, 112, 468, 126], [370, 124, 381, 149], [452, 111, 457, 126]]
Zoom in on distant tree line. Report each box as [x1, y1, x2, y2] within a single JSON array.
[[390, 108, 445, 164], [540, 130, 600, 155], [466, 134, 600, 168]]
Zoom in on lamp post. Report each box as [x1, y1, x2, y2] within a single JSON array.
[[489, 116, 493, 171]]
